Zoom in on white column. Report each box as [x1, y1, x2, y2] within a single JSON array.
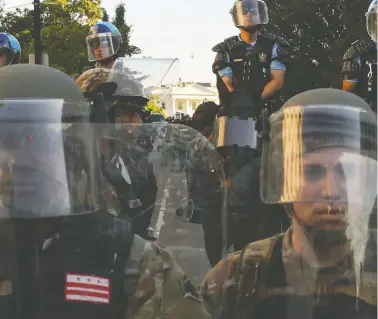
[[172, 99, 176, 115], [186, 99, 190, 114]]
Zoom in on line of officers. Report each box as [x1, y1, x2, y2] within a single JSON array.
[[0, 1, 376, 319]]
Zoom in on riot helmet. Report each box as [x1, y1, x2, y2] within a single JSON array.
[[86, 22, 122, 63], [230, 0, 269, 33], [260, 88, 376, 259], [366, 0, 378, 41], [0, 64, 103, 219], [0, 33, 21, 67]]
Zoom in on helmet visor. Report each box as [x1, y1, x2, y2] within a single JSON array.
[[230, 0, 269, 28], [366, 10, 377, 41], [86, 33, 120, 62], [0, 99, 102, 219], [260, 105, 377, 212]]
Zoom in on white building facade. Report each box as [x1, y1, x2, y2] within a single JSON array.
[[152, 83, 219, 117]]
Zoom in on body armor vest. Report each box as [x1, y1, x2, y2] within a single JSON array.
[[357, 49, 377, 113], [227, 234, 377, 319], [217, 36, 274, 109]]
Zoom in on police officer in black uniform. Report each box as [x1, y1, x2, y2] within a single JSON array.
[[210, 0, 290, 256], [212, 0, 290, 112], [342, 0, 377, 114]]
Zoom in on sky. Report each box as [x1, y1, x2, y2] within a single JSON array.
[[3, 0, 237, 82]]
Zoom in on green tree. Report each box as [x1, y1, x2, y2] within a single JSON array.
[[0, 7, 34, 62], [264, 0, 369, 98], [0, 0, 141, 76], [112, 2, 141, 56], [144, 95, 167, 117]]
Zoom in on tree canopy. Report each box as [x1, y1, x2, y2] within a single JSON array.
[[0, 0, 140, 77], [264, 0, 370, 98], [145, 95, 167, 117]]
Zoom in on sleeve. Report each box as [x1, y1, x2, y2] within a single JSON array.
[[213, 52, 233, 78], [271, 42, 287, 71], [200, 253, 241, 317], [218, 67, 233, 78], [129, 240, 211, 319]]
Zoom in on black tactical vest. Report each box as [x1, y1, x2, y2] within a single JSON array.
[[216, 36, 274, 109], [230, 234, 377, 319], [357, 48, 377, 113], [0, 214, 135, 319]]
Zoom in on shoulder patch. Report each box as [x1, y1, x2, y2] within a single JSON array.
[[343, 39, 376, 60]]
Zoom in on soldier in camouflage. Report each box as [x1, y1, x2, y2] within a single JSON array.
[[200, 89, 377, 319], [342, 0, 377, 113]]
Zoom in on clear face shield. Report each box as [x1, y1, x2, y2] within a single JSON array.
[[0, 47, 17, 67], [366, 4, 378, 41], [97, 122, 227, 281], [230, 0, 269, 30], [0, 99, 102, 220], [108, 57, 179, 131], [261, 105, 376, 272], [86, 33, 121, 62], [109, 57, 180, 99]]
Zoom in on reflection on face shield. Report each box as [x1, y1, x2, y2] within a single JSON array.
[[114, 110, 142, 139], [366, 10, 378, 40], [0, 125, 95, 219], [88, 37, 109, 49], [291, 148, 376, 248]]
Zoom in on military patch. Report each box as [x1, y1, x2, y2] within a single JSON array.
[[181, 275, 201, 302], [65, 273, 110, 304], [259, 53, 267, 63], [0, 279, 12, 296]]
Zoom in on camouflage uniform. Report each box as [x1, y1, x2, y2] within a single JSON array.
[[75, 67, 111, 93], [200, 228, 377, 319], [125, 235, 211, 318]]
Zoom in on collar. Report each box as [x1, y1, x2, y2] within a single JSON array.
[[282, 228, 354, 280], [238, 33, 257, 46]]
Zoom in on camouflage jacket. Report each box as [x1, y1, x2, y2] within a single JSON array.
[[76, 67, 112, 93], [126, 235, 211, 319], [200, 228, 377, 319]]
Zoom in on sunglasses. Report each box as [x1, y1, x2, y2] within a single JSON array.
[[241, 6, 258, 15]]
